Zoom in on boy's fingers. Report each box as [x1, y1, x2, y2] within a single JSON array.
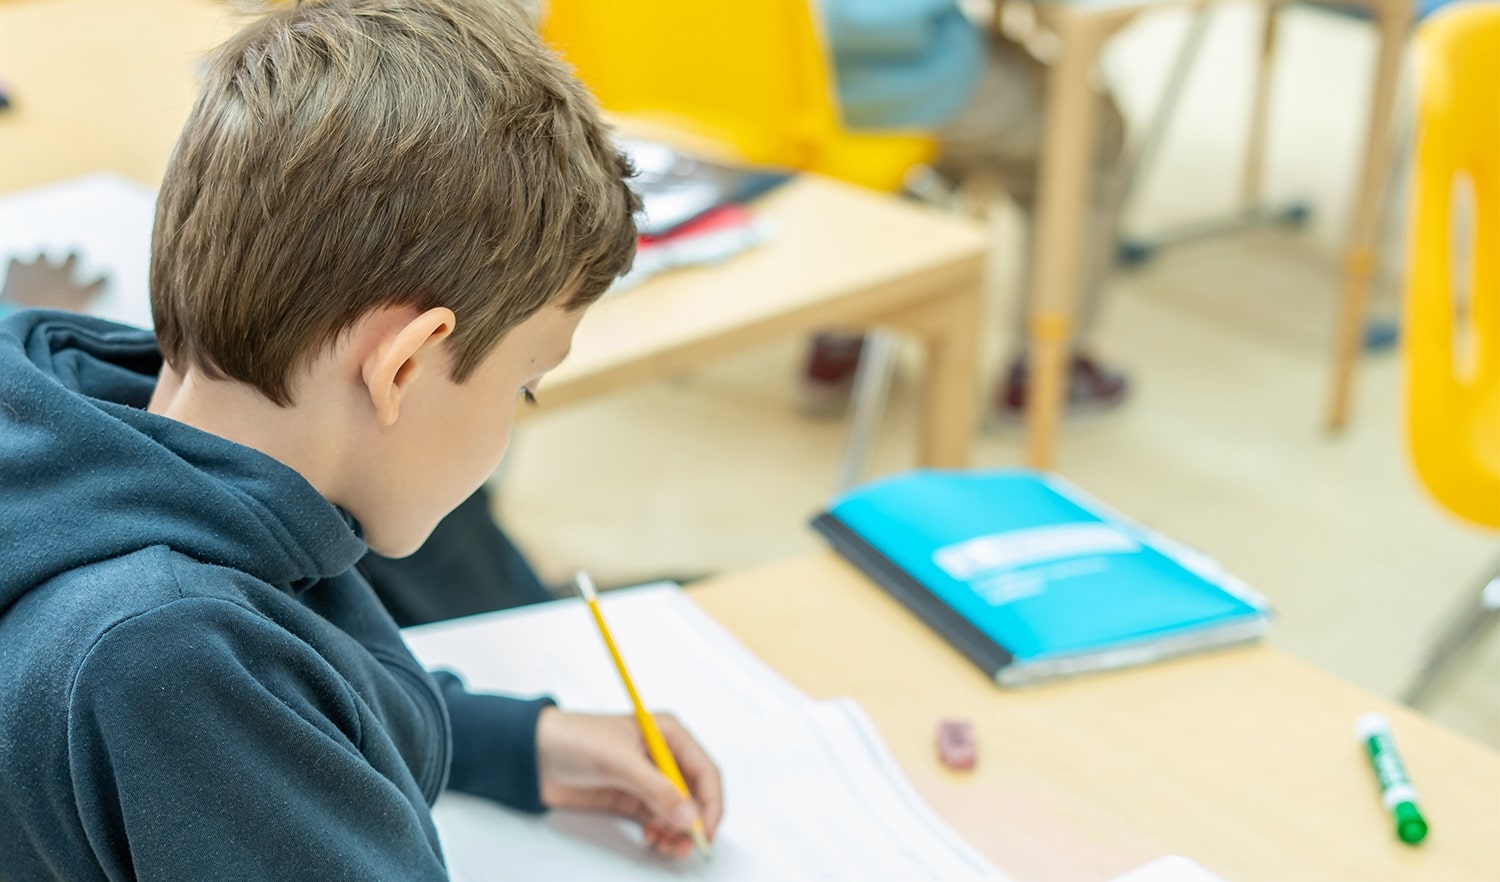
[[591, 790, 654, 825], [612, 746, 698, 832], [658, 715, 723, 836]]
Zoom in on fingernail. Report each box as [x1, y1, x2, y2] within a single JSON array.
[[669, 803, 698, 828]]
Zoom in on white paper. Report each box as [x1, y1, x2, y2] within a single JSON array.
[[404, 584, 815, 720], [1108, 856, 1231, 882], [0, 173, 158, 329], [402, 586, 1009, 882], [428, 699, 1001, 882]]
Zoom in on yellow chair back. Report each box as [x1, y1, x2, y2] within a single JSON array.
[[539, 1, 937, 191], [1406, 4, 1500, 528]]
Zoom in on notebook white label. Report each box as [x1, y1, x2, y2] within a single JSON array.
[[933, 524, 1139, 581]]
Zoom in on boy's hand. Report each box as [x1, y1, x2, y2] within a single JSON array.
[[1, 254, 107, 312], [535, 708, 723, 859]]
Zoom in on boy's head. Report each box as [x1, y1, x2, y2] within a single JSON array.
[[149, 0, 639, 555]]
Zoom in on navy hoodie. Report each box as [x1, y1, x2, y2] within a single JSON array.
[[0, 311, 552, 880]]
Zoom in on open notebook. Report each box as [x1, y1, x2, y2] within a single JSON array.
[[402, 585, 1008, 882]]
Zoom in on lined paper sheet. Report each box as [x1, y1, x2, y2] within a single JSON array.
[[403, 586, 1010, 882], [404, 584, 815, 720], [0, 173, 157, 329]]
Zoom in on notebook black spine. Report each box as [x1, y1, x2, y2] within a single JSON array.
[[810, 512, 1014, 679]]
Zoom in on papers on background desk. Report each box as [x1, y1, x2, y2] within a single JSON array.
[[1108, 856, 1231, 882], [0, 173, 157, 329], [402, 585, 1009, 882]]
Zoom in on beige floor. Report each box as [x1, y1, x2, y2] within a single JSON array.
[[497, 4, 1498, 749]]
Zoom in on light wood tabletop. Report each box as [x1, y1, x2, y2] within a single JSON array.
[[544, 174, 987, 467], [690, 553, 1500, 882], [0, 0, 234, 192], [2, 0, 989, 472]]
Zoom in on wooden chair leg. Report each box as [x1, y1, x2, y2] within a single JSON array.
[[1025, 10, 1107, 470], [1326, 0, 1412, 431]]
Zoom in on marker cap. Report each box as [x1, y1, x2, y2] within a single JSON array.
[[1394, 801, 1428, 845]]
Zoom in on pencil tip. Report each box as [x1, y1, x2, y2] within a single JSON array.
[[690, 827, 712, 860]]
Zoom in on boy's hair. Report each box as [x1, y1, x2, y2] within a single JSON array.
[[151, 0, 639, 405]]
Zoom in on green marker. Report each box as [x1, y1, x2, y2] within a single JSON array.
[[1356, 712, 1429, 845]]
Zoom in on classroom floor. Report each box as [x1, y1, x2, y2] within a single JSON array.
[[497, 4, 1499, 749]]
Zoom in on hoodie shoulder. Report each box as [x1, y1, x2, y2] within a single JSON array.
[[57, 581, 450, 881], [0, 545, 305, 714]]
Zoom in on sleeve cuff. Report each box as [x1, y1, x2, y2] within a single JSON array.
[[432, 671, 555, 814]]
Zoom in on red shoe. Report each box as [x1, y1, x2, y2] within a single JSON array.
[[797, 332, 867, 416], [995, 353, 1129, 421]]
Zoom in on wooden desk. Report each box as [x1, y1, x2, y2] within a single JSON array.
[[691, 554, 1500, 882], [544, 176, 987, 467], [1, 0, 987, 472], [0, 0, 234, 192]]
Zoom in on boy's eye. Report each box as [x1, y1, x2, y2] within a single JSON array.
[[521, 387, 538, 407]]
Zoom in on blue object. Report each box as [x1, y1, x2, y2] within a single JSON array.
[[1314, 0, 1468, 23], [1117, 239, 1157, 267], [821, 0, 985, 129], [812, 469, 1271, 685], [0, 311, 552, 880], [1365, 318, 1401, 351], [1280, 202, 1313, 224]]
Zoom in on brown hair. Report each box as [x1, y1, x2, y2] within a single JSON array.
[[151, 0, 638, 405]]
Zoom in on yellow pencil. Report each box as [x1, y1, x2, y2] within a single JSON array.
[[573, 571, 712, 858]]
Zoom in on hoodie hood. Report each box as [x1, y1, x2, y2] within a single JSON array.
[[0, 310, 366, 613]]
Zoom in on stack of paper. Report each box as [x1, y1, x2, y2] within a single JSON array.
[[402, 585, 1009, 881], [0, 173, 157, 329]]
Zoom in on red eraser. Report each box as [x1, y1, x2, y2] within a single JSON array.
[[936, 718, 977, 771]]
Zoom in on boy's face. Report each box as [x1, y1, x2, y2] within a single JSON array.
[[361, 301, 583, 557]]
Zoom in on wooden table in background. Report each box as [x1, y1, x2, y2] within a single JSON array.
[[692, 554, 1500, 882]]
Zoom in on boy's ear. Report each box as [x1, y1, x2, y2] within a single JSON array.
[[362, 307, 457, 428]]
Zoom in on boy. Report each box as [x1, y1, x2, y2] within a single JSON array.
[[0, 1, 722, 878]]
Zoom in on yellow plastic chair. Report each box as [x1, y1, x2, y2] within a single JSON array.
[[1400, 3, 1500, 704], [539, 1, 937, 192]]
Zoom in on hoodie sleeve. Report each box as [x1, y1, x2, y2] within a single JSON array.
[[67, 598, 448, 882], [430, 671, 555, 813]]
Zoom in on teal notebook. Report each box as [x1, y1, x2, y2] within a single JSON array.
[[811, 469, 1271, 686]]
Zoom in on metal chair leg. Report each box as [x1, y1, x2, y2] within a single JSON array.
[[1114, 3, 1312, 267], [1402, 564, 1500, 707], [835, 331, 900, 493], [1113, 4, 1214, 213]]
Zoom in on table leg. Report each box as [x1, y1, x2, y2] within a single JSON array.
[[1026, 11, 1107, 469], [1326, 0, 1412, 431], [917, 281, 983, 469]]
